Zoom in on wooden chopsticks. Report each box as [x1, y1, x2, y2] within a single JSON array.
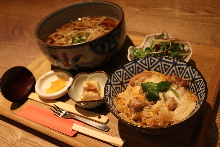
[[72, 123, 125, 147]]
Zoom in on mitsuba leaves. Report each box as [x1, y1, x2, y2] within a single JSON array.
[[157, 81, 172, 92], [141, 81, 172, 102], [145, 89, 159, 102], [141, 82, 157, 92]]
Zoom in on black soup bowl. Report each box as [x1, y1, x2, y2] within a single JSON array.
[[35, 1, 126, 71]]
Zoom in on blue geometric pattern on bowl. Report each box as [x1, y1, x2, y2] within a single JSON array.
[[104, 56, 207, 133]]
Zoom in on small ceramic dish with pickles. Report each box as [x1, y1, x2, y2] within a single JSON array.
[[68, 71, 109, 109], [35, 70, 73, 100], [127, 32, 192, 62]]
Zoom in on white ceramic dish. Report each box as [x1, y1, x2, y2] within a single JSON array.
[[127, 33, 192, 62], [35, 70, 73, 99], [68, 71, 108, 109]]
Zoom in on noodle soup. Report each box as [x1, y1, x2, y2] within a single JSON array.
[[46, 16, 119, 45], [35, 1, 125, 70]]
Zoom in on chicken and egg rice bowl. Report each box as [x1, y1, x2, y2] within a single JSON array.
[[113, 70, 197, 128]]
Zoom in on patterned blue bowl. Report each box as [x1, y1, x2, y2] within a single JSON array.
[[35, 1, 126, 71], [104, 56, 207, 135]]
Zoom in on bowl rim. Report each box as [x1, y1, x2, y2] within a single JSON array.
[[67, 70, 109, 102], [35, 0, 125, 48], [104, 56, 208, 130]]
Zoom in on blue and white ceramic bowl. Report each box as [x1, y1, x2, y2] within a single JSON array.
[[104, 56, 207, 135], [35, 1, 126, 71]]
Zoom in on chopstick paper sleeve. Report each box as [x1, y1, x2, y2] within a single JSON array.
[[16, 104, 84, 136]]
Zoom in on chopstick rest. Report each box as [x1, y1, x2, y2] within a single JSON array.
[[72, 123, 125, 147], [16, 104, 84, 136]]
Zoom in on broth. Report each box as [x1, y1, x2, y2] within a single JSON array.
[[46, 16, 118, 45]]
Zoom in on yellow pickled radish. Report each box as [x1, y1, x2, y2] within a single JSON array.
[[45, 78, 66, 93]]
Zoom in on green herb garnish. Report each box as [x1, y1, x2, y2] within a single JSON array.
[[169, 87, 179, 98], [68, 33, 90, 44], [141, 81, 179, 102], [131, 33, 189, 61]]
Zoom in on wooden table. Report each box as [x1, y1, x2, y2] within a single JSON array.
[[0, 0, 220, 146]]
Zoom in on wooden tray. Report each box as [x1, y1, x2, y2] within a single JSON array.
[[0, 35, 219, 147]]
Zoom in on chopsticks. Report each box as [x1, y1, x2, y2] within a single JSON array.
[[72, 123, 125, 147]]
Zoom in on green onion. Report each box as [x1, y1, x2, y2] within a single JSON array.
[[69, 33, 90, 44]]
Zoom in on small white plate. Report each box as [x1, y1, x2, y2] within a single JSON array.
[[35, 70, 73, 99]]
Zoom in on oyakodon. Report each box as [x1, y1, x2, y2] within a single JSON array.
[[113, 70, 197, 128]]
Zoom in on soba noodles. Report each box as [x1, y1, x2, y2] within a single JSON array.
[[46, 16, 118, 45]]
